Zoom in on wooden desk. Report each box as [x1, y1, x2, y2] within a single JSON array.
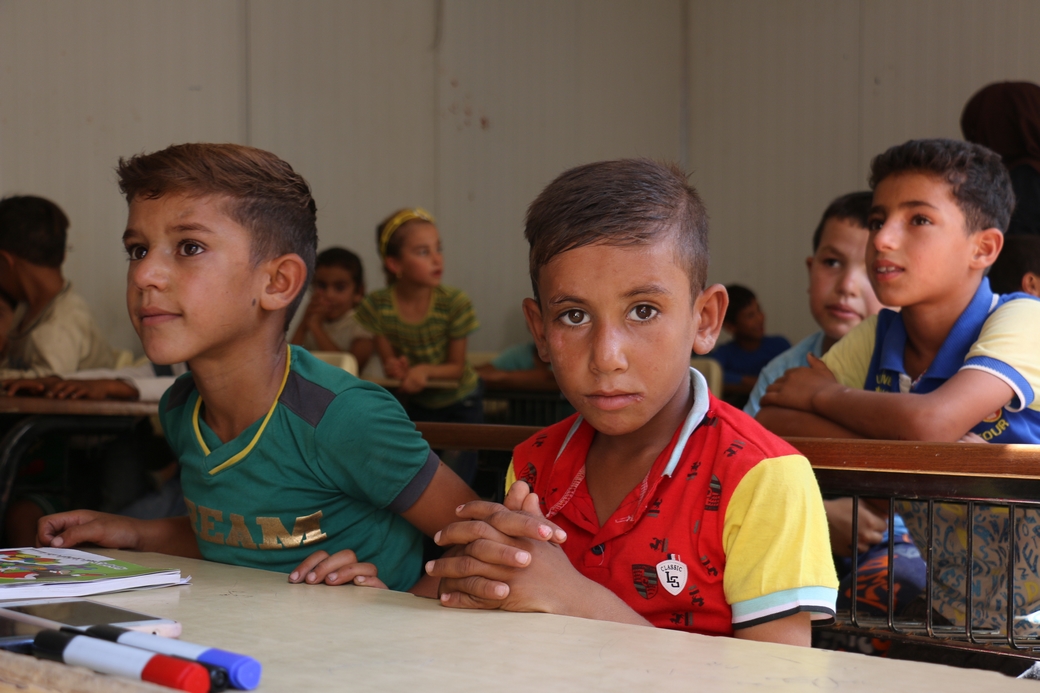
[[363, 377, 460, 390], [83, 550, 1037, 692], [0, 396, 157, 417]]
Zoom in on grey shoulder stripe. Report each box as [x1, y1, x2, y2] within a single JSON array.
[[165, 375, 197, 412], [279, 370, 337, 428], [388, 450, 440, 514]]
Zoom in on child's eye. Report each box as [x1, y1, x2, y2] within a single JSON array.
[[822, 258, 841, 268], [179, 241, 204, 256], [628, 305, 658, 322], [560, 309, 589, 326], [910, 215, 931, 226], [867, 218, 884, 232], [125, 245, 147, 261]]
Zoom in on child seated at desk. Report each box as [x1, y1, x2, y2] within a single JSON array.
[[291, 246, 380, 378], [758, 138, 1040, 637], [710, 285, 789, 408], [425, 159, 838, 646], [0, 196, 116, 379], [36, 143, 476, 594], [355, 208, 482, 485]]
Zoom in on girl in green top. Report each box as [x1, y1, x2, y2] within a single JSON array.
[[355, 208, 482, 483]]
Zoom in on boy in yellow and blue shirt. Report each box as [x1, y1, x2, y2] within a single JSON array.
[[759, 138, 1040, 634]]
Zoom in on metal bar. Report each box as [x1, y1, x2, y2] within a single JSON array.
[[967, 501, 976, 643], [850, 495, 860, 628], [926, 500, 936, 638], [1009, 503, 1018, 649], [887, 496, 896, 632]]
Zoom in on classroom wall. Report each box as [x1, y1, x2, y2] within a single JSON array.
[[2, 0, 1040, 355]]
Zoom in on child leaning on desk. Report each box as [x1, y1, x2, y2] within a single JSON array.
[[424, 159, 839, 646], [757, 138, 1040, 635], [35, 143, 477, 595]]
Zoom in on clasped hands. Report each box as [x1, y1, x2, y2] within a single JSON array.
[[425, 481, 581, 614], [759, 354, 843, 412]]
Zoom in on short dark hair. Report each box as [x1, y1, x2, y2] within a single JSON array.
[[0, 195, 69, 267], [812, 191, 873, 251], [116, 143, 318, 326], [525, 159, 709, 301], [868, 139, 1014, 234], [316, 247, 364, 289], [988, 235, 1040, 294], [724, 284, 756, 324]]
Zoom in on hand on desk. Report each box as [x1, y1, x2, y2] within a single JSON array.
[[760, 354, 840, 412], [425, 482, 644, 625], [3, 376, 138, 400], [288, 549, 388, 589], [37, 509, 151, 551]]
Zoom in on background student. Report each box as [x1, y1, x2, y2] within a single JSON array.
[[710, 284, 789, 408], [355, 208, 482, 484], [0, 195, 116, 380], [291, 246, 379, 377]]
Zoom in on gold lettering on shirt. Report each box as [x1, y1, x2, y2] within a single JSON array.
[[295, 511, 327, 546], [198, 506, 225, 545], [184, 498, 199, 536], [256, 511, 327, 549], [225, 513, 258, 549], [257, 517, 301, 549]]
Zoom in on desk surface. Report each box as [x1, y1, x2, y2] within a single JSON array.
[[87, 550, 1032, 692], [0, 395, 158, 417]]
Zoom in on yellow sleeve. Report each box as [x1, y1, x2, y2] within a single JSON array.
[[963, 298, 1040, 411], [722, 455, 838, 627], [504, 460, 517, 497], [820, 314, 877, 390]]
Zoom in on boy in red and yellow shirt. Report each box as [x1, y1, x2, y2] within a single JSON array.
[[427, 159, 837, 646]]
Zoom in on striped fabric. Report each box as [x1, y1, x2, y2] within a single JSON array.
[[355, 285, 479, 408]]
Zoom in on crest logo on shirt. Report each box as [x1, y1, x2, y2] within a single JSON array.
[[982, 408, 1004, 423], [704, 475, 722, 511], [632, 564, 659, 599], [656, 554, 688, 596], [517, 463, 537, 487]]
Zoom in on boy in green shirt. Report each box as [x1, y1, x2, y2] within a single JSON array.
[[36, 143, 475, 593]]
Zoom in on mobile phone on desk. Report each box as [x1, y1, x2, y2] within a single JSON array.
[[0, 612, 42, 653], [0, 599, 181, 637]]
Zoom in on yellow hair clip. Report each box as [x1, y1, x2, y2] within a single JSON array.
[[379, 208, 436, 258]]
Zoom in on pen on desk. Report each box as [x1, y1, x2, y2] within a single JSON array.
[[33, 629, 211, 693], [72, 623, 262, 690]]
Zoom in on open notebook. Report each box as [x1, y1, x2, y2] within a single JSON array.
[[0, 548, 188, 599]]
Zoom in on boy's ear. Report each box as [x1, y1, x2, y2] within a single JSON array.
[[521, 297, 552, 364], [692, 284, 728, 355], [970, 228, 1003, 270], [259, 253, 309, 314]]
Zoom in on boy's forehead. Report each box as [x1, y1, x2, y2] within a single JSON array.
[[537, 239, 690, 298], [126, 192, 242, 231], [873, 171, 959, 210], [818, 217, 869, 251]]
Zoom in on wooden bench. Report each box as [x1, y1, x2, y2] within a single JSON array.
[[415, 423, 1040, 669]]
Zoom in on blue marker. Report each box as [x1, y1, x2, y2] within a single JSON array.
[[75, 624, 261, 690]]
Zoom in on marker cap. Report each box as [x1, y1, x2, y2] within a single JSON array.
[[199, 648, 262, 690], [141, 654, 211, 693]]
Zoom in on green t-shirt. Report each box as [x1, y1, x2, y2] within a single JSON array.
[[159, 346, 437, 591], [355, 285, 480, 408]]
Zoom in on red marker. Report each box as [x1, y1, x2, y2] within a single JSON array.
[[33, 629, 210, 693]]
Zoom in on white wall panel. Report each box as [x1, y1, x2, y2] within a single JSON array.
[[860, 0, 1040, 164], [0, 0, 246, 353], [688, 0, 862, 345], [437, 0, 683, 349], [248, 0, 437, 302]]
